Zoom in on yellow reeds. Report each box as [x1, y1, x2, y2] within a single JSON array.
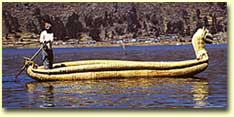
[[25, 28, 210, 81], [26, 62, 208, 81], [32, 59, 207, 75]]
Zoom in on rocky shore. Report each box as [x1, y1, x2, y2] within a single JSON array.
[[2, 3, 227, 48], [2, 32, 227, 48]]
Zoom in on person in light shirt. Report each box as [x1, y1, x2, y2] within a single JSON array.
[[40, 21, 54, 69]]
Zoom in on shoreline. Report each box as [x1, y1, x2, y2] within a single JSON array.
[[2, 31, 227, 49], [2, 40, 227, 49]]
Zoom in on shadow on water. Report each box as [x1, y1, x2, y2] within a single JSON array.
[[24, 77, 210, 109]]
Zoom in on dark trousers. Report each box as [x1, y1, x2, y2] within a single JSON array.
[[42, 47, 53, 69]]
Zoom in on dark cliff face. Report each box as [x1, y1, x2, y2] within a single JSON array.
[[2, 2, 227, 41]]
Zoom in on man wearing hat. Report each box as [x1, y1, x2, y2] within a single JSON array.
[[40, 21, 54, 69]]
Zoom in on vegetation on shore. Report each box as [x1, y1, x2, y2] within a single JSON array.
[[2, 2, 227, 48]]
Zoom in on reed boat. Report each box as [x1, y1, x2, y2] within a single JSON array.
[[23, 28, 212, 81]]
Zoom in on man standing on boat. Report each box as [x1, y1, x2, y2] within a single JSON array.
[[40, 21, 54, 69]]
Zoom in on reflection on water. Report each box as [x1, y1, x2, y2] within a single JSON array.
[[192, 80, 208, 108], [2, 44, 227, 108], [25, 77, 208, 108]]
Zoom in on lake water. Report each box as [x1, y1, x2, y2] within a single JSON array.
[[2, 44, 227, 108]]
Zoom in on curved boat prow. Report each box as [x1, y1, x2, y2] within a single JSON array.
[[192, 27, 212, 61], [24, 28, 211, 81]]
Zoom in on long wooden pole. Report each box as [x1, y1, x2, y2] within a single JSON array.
[[15, 46, 43, 78]]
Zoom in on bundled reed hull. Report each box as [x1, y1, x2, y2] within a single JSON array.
[[24, 28, 211, 81], [26, 59, 208, 81]]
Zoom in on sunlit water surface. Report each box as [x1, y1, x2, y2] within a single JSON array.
[[2, 44, 227, 108]]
